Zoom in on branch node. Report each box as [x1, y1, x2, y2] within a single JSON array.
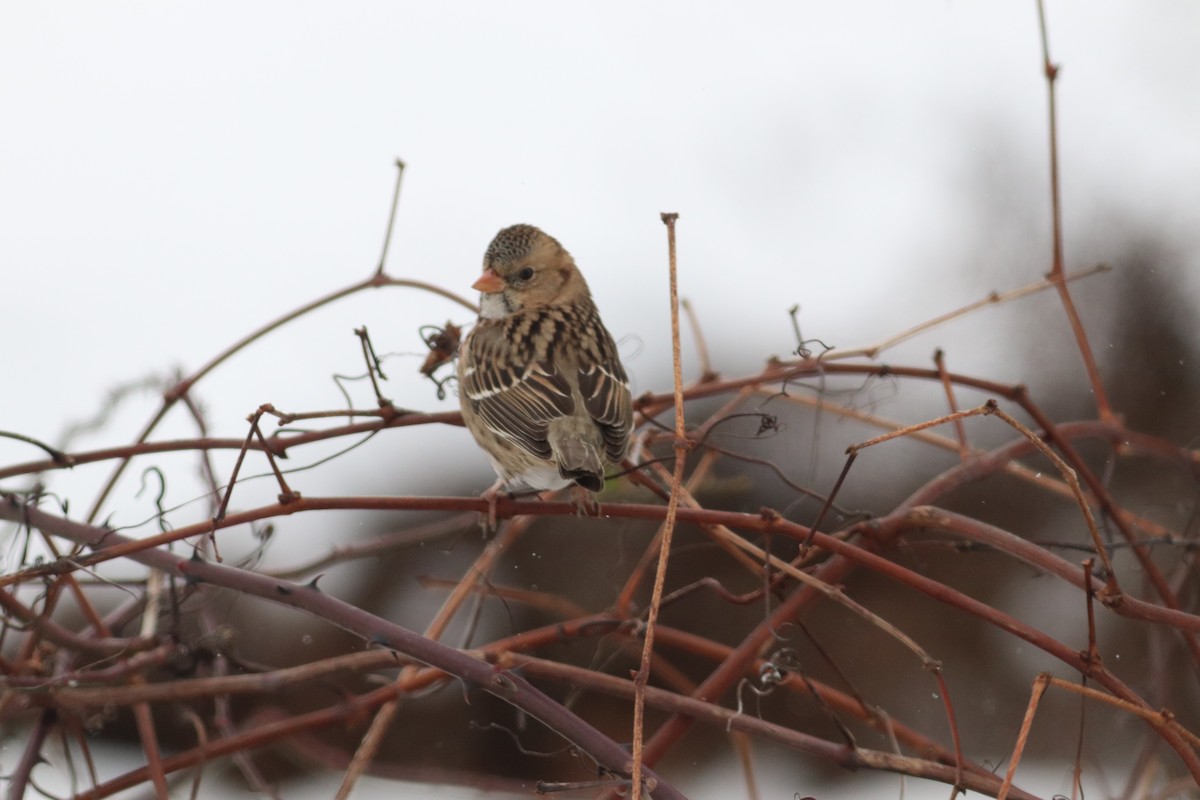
[[758, 507, 782, 525], [1077, 649, 1103, 672]]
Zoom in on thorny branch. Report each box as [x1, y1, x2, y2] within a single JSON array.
[[3, 10, 1200, 798], [3, 253, 1199, 800]]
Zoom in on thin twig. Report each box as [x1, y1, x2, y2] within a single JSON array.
[[998, 674, 1050, 800], [848, 406, 990, 455], [214, 408, 266, 523], [1074, 557, 1097, 799], [631, 212, 686, 800], [681, 298, 715, 380], [0, 430, 73, 466], [829, 263, 1108, 361], [1039, 675, 1200, 751], [374, 158, 406, 278], [933, 349, 971, 458], [354, 325, 392, 408], [131, 699, 170, 797], [250, 414, 296, 503], [981, 402, 1117, 585], [7, 708, 55, 799], [1034, 0, 1114, 421], [1082, 558, 1099, 666]]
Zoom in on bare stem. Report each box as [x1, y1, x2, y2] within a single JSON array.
[[1034, 0, 1114, 421], [631, 212, 686, 800], [374, 158, 406, 277]]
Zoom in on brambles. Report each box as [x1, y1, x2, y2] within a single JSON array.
[[3, 10, 1199, 799]]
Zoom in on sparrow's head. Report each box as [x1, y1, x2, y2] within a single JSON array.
[[473, 224, 589, 318]]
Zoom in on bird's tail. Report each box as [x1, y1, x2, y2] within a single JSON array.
[[553, 438, 605, 493]]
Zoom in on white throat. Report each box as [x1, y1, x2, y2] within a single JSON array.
[[479, 292, 512, 320]]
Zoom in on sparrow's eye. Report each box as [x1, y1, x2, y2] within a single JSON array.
[[516, 266, 535, 282]]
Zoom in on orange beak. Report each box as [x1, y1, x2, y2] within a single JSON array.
[[472, 267, 505, 294]]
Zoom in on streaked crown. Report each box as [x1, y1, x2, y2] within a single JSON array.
[[484, 224, 563, 268]]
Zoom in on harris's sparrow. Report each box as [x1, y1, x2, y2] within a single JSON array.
[[457, 224, 633, 499]]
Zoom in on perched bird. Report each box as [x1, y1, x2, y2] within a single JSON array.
[[457, 224, 633, 509]]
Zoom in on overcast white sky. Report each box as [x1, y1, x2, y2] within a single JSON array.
[[4, 1, 1198, 466], [2, 4, 1199, 795]]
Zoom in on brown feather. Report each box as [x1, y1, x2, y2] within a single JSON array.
[[457, 225, 633, 492]]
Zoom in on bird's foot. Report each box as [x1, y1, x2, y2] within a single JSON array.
[[478, 479, 506, 535], [569, 484, 601, 517]]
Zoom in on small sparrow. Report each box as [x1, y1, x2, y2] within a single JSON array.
[[458, 224, 633, 506]]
